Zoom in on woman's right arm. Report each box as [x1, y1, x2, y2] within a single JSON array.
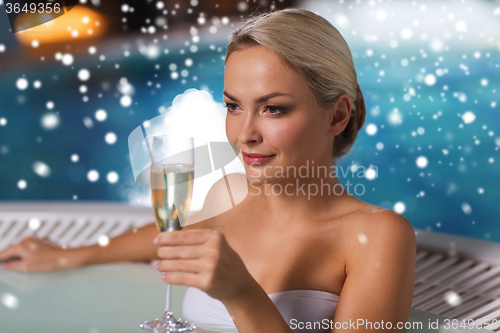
[[0, 172, 247, 272], [0, 222, 160, 272]]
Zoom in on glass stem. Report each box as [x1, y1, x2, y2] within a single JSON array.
[[165, 282, 171, 312]]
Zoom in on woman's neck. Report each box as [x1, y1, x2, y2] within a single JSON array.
[[244, 167, 353, 226]]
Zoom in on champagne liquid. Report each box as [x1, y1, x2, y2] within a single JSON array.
[[151, 164, 194, 232]]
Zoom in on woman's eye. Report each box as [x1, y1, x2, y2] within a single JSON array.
[[266, 105, 285, 116], [223, 103, 240, 112]]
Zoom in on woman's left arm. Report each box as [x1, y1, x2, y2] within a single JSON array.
[[154, 229, 294, 333], [331, 210, 417, 333]]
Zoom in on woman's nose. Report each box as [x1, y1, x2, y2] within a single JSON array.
[[237, 113, 262, 145]]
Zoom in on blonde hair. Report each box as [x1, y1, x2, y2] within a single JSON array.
[[225, 8, 366, 162]]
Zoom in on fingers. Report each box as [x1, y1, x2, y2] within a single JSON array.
[[155, 229, 219, 246], [0, 245, 22, 262], [161, 271, 199, 287], [1, 259, 28, 272], [157, 245, 200, 259], [157, 258, 201, 273]]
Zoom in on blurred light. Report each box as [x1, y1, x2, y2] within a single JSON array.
[[2, 293, 19, 309], [71, 154, 79, 162], [375, 10, 387, 21], [365, 167, 377, 180], [95, 109, 107, 121], [416, 156, 428, 168], [83, 117, 94, 129], [29, 218, 41, 230], [105, 132, 117, 144], [444, 291, 462, 306], [107, 171, 119, 184], [98, 235, 109, 246], [117, 79, 134, 95], [334, 14, 349, 28], [62, 53, 74, 66], [17, 180, 27, 190], [16, 78, 28, 90], [120, 95, 132, 107], [78, 69, 91, 81], [394, 202, 406, 214], [87, 170, 99, 182], [138, 44, 160, 59], [357, 233, 368, 244], [33, 161, 51, 177], [455, 21, 467, 33], [14, 6, 107, 46], [401, 28, 413, 39], [461, 202, 472, 215], [365, 123, 378, 135], [41, 113, 60, 130], [425, 74, 436, 86], [430, 39, 443, 52], [462, 111, 476, 124], [237, 1, 248, 12]]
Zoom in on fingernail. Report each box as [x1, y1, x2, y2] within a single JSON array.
[[155, 262, 159, 269], [153, 237, 158, 245], [161, 273, 166, 280]]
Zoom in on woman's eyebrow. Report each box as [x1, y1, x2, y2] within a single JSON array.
[[222, 91, 240, 102], [222, 91, 295, 103]]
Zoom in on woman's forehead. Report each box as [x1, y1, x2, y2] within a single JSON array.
[[223, 47, 306, 98]]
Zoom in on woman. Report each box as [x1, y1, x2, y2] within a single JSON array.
[[155, 8, 416, 333], [0, 8, 416, 333]]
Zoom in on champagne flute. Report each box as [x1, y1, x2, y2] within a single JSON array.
[[140, 135, 197, 333]]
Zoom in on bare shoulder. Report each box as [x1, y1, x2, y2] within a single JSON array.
[[351, 202, 415, 237], [333, 203, 417, 326], [344, 203, 417, 274]]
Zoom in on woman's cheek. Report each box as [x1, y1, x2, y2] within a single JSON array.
[[268, 122, 308, 151]]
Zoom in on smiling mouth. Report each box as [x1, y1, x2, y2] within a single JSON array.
[[242, 154, 276, 165]]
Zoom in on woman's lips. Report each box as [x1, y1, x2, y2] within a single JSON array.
[[242, 154, 275, 165]]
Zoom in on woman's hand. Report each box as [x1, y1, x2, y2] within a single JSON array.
[[0, 236, 79, 272], [155, 229, 255, 302]]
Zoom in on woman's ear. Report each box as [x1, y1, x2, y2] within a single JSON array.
[[327, 93, 352, 136]]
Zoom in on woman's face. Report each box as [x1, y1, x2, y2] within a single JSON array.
[[224, 46, 339, 185]]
